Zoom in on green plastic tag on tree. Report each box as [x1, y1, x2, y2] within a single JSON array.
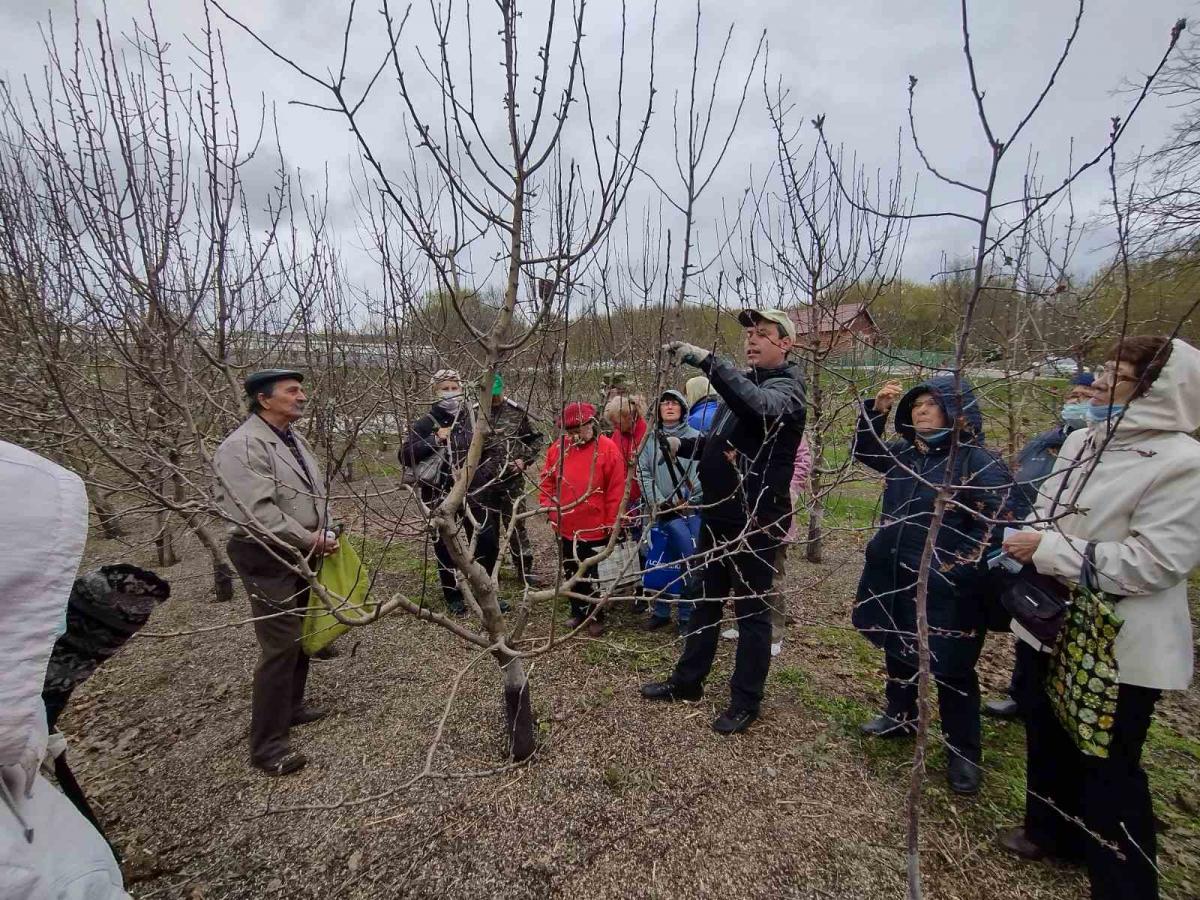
[[492, 372, 504, 396]]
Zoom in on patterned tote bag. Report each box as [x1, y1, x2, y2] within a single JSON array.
[[1045, 542, 1123, 758]]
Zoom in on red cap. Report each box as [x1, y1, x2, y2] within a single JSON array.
[[558, 401, 596, 428]]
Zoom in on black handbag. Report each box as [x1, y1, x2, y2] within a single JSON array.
[[995, 564, 1071, 646]]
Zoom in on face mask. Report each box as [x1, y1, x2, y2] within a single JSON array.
[[1061, 402, 1089, 427], [1087, 403, 1126, 425], [918, 427, 952, 446], [437, 389, 462, 401]]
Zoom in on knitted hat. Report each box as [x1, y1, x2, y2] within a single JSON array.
[[558, 402, 596, 428]]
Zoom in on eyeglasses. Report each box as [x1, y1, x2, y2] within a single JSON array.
[[1094, 365, 1139, 387]]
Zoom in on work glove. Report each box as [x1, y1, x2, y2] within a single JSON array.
[[662, 341, 710, 367], [664, 435, 682, 455]]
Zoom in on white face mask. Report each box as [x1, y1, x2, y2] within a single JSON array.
[[437, 388, 462, 401]]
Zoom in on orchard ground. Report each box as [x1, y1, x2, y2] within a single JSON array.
[[59, 496, 1200, 899]]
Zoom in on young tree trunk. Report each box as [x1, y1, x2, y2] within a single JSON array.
[[806, 364, 825, 563], [185, 516, 236, 603], [88, 485, 125, 539], [498, 653, 535, 761], [805, 486, 825, 564], [156, 504, 177, 567]]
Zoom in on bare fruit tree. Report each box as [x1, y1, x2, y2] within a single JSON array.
[[816, 2, 1186, 895], [213, 0, 658, 760]]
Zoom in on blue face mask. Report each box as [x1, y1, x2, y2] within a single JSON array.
[[918, 427, 952, 446], [1086, 403, 1126, 425], [1061, 401, 1089, 427]]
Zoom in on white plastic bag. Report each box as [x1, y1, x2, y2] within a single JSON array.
[[595, 539, 640, 593]]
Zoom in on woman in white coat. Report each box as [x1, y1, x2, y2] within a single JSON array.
[[1000, 336, 1200, 900], [0, 441, 129, 899]]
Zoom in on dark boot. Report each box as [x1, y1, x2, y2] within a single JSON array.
[[983, 697, 1020, 719], [947, 755, 982, 795], [712, 706, 758, 735], [640, 680, 703, 702]]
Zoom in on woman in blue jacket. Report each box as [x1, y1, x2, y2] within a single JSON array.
[[851, 375, 1013, 795], [637, 390, 701, 632]]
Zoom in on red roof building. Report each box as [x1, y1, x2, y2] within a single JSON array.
[[788, 303, 881, 354]]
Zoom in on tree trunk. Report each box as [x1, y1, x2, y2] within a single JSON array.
[[500, 655, 536, 762], [805, 495, 824, 564], [88, 486, 124, 539], [189, 518, 236, 603], [156, 509, 177, 566]]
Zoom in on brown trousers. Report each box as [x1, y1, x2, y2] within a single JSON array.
[[227, 539, 310, 764]]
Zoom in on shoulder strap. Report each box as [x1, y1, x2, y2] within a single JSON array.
[[1081, 541, 1100, 592]]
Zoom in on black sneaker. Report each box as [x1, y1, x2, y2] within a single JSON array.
[[859, 714, 917, 739], [947, 755, 982, 795], [251, 749, 308, 777], [641, 616, 672, 632], [640, 680, 703, 702], [290, 705, 329, 727], [983, 698, 1021, 719], [712, 706, 758, 734]]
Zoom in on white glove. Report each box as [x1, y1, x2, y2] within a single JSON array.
[[663, 341, 710, 367], [665, 436, 682, 455]]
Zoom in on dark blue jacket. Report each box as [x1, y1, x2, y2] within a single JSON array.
[[1013, 424, 1079, 509], [850, 376, 1017, 676]]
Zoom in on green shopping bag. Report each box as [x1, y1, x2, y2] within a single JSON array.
[[1045, 543, 1123, 758], [302, 539, 375, 655]]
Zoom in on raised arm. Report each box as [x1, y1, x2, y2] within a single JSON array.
[[701, 354, 806, 421], [851, 399, 903, 475]]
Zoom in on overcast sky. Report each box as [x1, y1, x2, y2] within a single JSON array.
[[1, 0, 1193, 296]]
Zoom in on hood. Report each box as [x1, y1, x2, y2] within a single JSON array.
[[658, 388, 689, 415], [894, 374, 984, 444], [685, 375, 716, 407], [1105, 338, 1200, 435]]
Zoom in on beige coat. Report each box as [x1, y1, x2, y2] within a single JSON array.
[[213, 415, 328, 551], [1031, 338, 1200, 691]]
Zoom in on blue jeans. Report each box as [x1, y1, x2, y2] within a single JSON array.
[[645, 515, 700, 623]]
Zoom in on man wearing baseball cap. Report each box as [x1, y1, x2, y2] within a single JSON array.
[[641, 308, 807, 734], [213, 369, 336, 776]]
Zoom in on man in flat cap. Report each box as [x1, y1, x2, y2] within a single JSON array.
[[641, 309, 806, 734], [213, 369, 336, 776]]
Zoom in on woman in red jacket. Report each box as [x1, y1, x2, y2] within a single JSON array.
[[602, 393, 648, 507], [539, 402, 626, 636]]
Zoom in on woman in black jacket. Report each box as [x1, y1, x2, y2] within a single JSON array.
[[400, 389, 471, 615], [851, 374, 1013, 795]]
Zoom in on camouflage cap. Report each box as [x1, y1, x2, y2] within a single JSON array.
[[600, 370, 630, 390]]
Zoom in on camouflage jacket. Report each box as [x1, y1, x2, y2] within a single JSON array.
[[466, 397, 544, 495]]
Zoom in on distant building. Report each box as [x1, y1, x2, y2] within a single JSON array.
[[788, 303, 881, 355]]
